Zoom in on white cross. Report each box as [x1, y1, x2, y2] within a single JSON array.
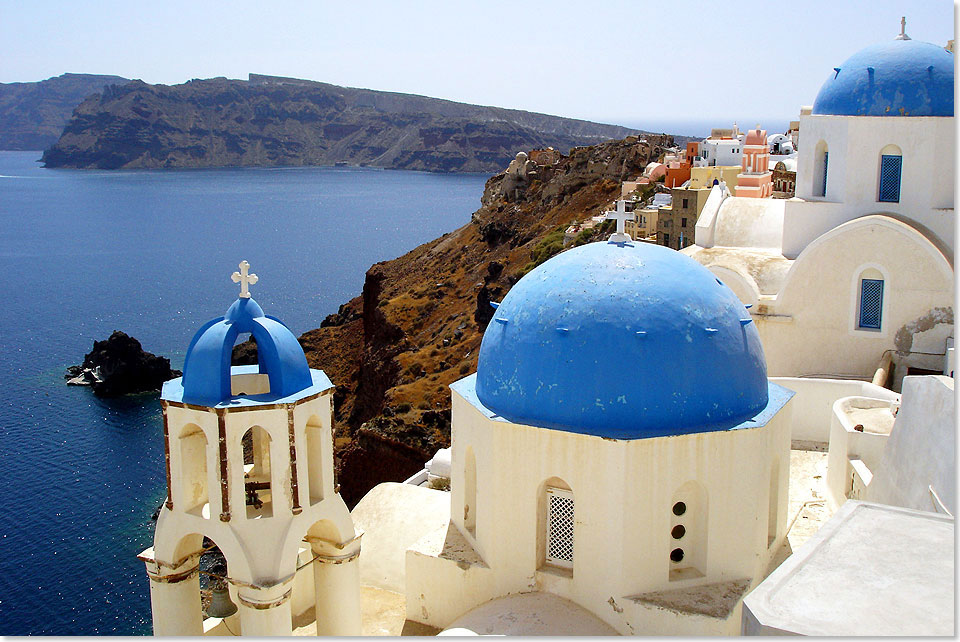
[[896, 16, 910, 40], [605, 200, 635, 244], [231, 260, 259, 298]]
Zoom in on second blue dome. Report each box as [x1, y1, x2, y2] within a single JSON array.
[[812, 39, 954, 117]]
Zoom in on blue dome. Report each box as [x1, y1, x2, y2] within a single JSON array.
[[475, 241, 768, 439], [812, 39, 954, 117], [179, 296, 313, 406]]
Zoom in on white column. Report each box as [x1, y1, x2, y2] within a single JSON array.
[[312, 542, 362, 636], [140, 548, 203, 636], [236, 581, 294, 636]]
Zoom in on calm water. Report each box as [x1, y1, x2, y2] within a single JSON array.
[[0, 151, 489, 635]]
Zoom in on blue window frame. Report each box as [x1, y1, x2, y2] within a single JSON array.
[[859, 279, 884, 330], [878, 154, 902, 202]]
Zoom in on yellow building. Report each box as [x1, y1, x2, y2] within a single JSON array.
[[689, 165, 740, 190], [625, 206, 659, 241]]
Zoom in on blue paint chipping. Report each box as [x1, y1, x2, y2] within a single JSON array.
[[474, 241, 770, 439], [813, 39, 954, 117], [172, 295, 320, 406]]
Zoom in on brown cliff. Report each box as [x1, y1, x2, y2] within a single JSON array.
[[293, 135, 669, 505]]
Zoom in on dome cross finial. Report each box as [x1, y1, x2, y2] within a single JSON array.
[[604, 199, 634, 244], [231, 260, 259, 298], [896, 16, 911, 40]]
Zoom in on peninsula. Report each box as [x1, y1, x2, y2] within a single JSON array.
[[40, 74, 664, 173]]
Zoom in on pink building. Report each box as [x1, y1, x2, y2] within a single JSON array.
[[735, 127, 773, 198]]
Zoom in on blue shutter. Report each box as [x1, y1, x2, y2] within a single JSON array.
[[878, 155, 902, 202], [859, 279, 884, 330], [820, 151, 829, 196]]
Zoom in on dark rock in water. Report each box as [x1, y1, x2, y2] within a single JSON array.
[[70, 330, 181, 397]]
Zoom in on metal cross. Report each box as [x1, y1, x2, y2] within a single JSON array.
[[605, 199, 635, 244], [231, 260, 259, 298]]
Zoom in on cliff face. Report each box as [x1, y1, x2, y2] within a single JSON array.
[[40, 74, 660, 173], [0, 73, 129, 150], [294, 135, 670, 505]]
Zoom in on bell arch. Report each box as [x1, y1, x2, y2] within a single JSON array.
[[305, 414, 325, 505], [177, 423, 209, 516], [241, 425, 273, 518]]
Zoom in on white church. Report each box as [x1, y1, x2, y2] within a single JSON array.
[[139, 28, 954, 637]]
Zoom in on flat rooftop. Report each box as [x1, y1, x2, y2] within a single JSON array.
[[744, 500, 955, 636]]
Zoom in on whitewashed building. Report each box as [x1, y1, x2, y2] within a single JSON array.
[[687, 32, 954, 385]]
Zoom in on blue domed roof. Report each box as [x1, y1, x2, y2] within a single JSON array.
[[812, 39, 954, 117], [475, 241, 768, 439], [178, 296, 313, 406]]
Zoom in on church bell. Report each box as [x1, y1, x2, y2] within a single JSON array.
[[206, 582, 238, 619]]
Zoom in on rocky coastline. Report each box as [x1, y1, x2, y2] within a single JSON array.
[[289, 135, 669, 506]]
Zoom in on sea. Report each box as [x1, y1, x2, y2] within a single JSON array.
[[0, 151, 490, 635]]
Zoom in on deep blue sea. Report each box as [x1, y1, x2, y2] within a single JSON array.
[[0, 151, 489, 635]]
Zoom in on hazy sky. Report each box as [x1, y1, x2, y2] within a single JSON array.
[[2, 1, 955, 135]]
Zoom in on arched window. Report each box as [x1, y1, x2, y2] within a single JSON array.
[[538, 477, 574, 572], [878, 144, 902, 203], [242, 426, 273, 518], [857, 268, 884, 331], [669, 481, 708, 581], [813, 140, 828, 197], [305, 415, 324, 505], [178, 424, 209, 516], [463, 447, 477, 536]]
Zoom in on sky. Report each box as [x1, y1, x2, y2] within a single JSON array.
[[1, 1, 956, 136]]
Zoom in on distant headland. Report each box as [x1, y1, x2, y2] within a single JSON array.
[[16, 73, 688, 173]]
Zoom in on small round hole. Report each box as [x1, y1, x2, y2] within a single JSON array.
[[673, 501, 686, 516], [670, 548, 684, 563], [671, 525, 686, 539]]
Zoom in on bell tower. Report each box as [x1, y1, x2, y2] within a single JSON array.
[[138, 261, 362, 636]]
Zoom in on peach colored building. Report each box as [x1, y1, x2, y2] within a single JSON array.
[[735, 127, 773, 198]]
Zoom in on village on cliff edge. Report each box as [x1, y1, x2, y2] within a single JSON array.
[[136, 23, 955, 637]]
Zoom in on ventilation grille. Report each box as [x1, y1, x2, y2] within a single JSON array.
[[546, 488, 574, 567], [878, 154, 902, 203], [859, 279, 884, 330]]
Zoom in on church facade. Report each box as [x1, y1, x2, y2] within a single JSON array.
[[688, 32, 954, 384]]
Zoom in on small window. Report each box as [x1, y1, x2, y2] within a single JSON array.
[[681, 218, 687, 228], [858, 278, 884, 330], [545, 487, 574, 568], [820, 151, 829, 196], [682, 198, 689, 209], [878, 154, 902, 203], [814, 141, 828, 197]]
